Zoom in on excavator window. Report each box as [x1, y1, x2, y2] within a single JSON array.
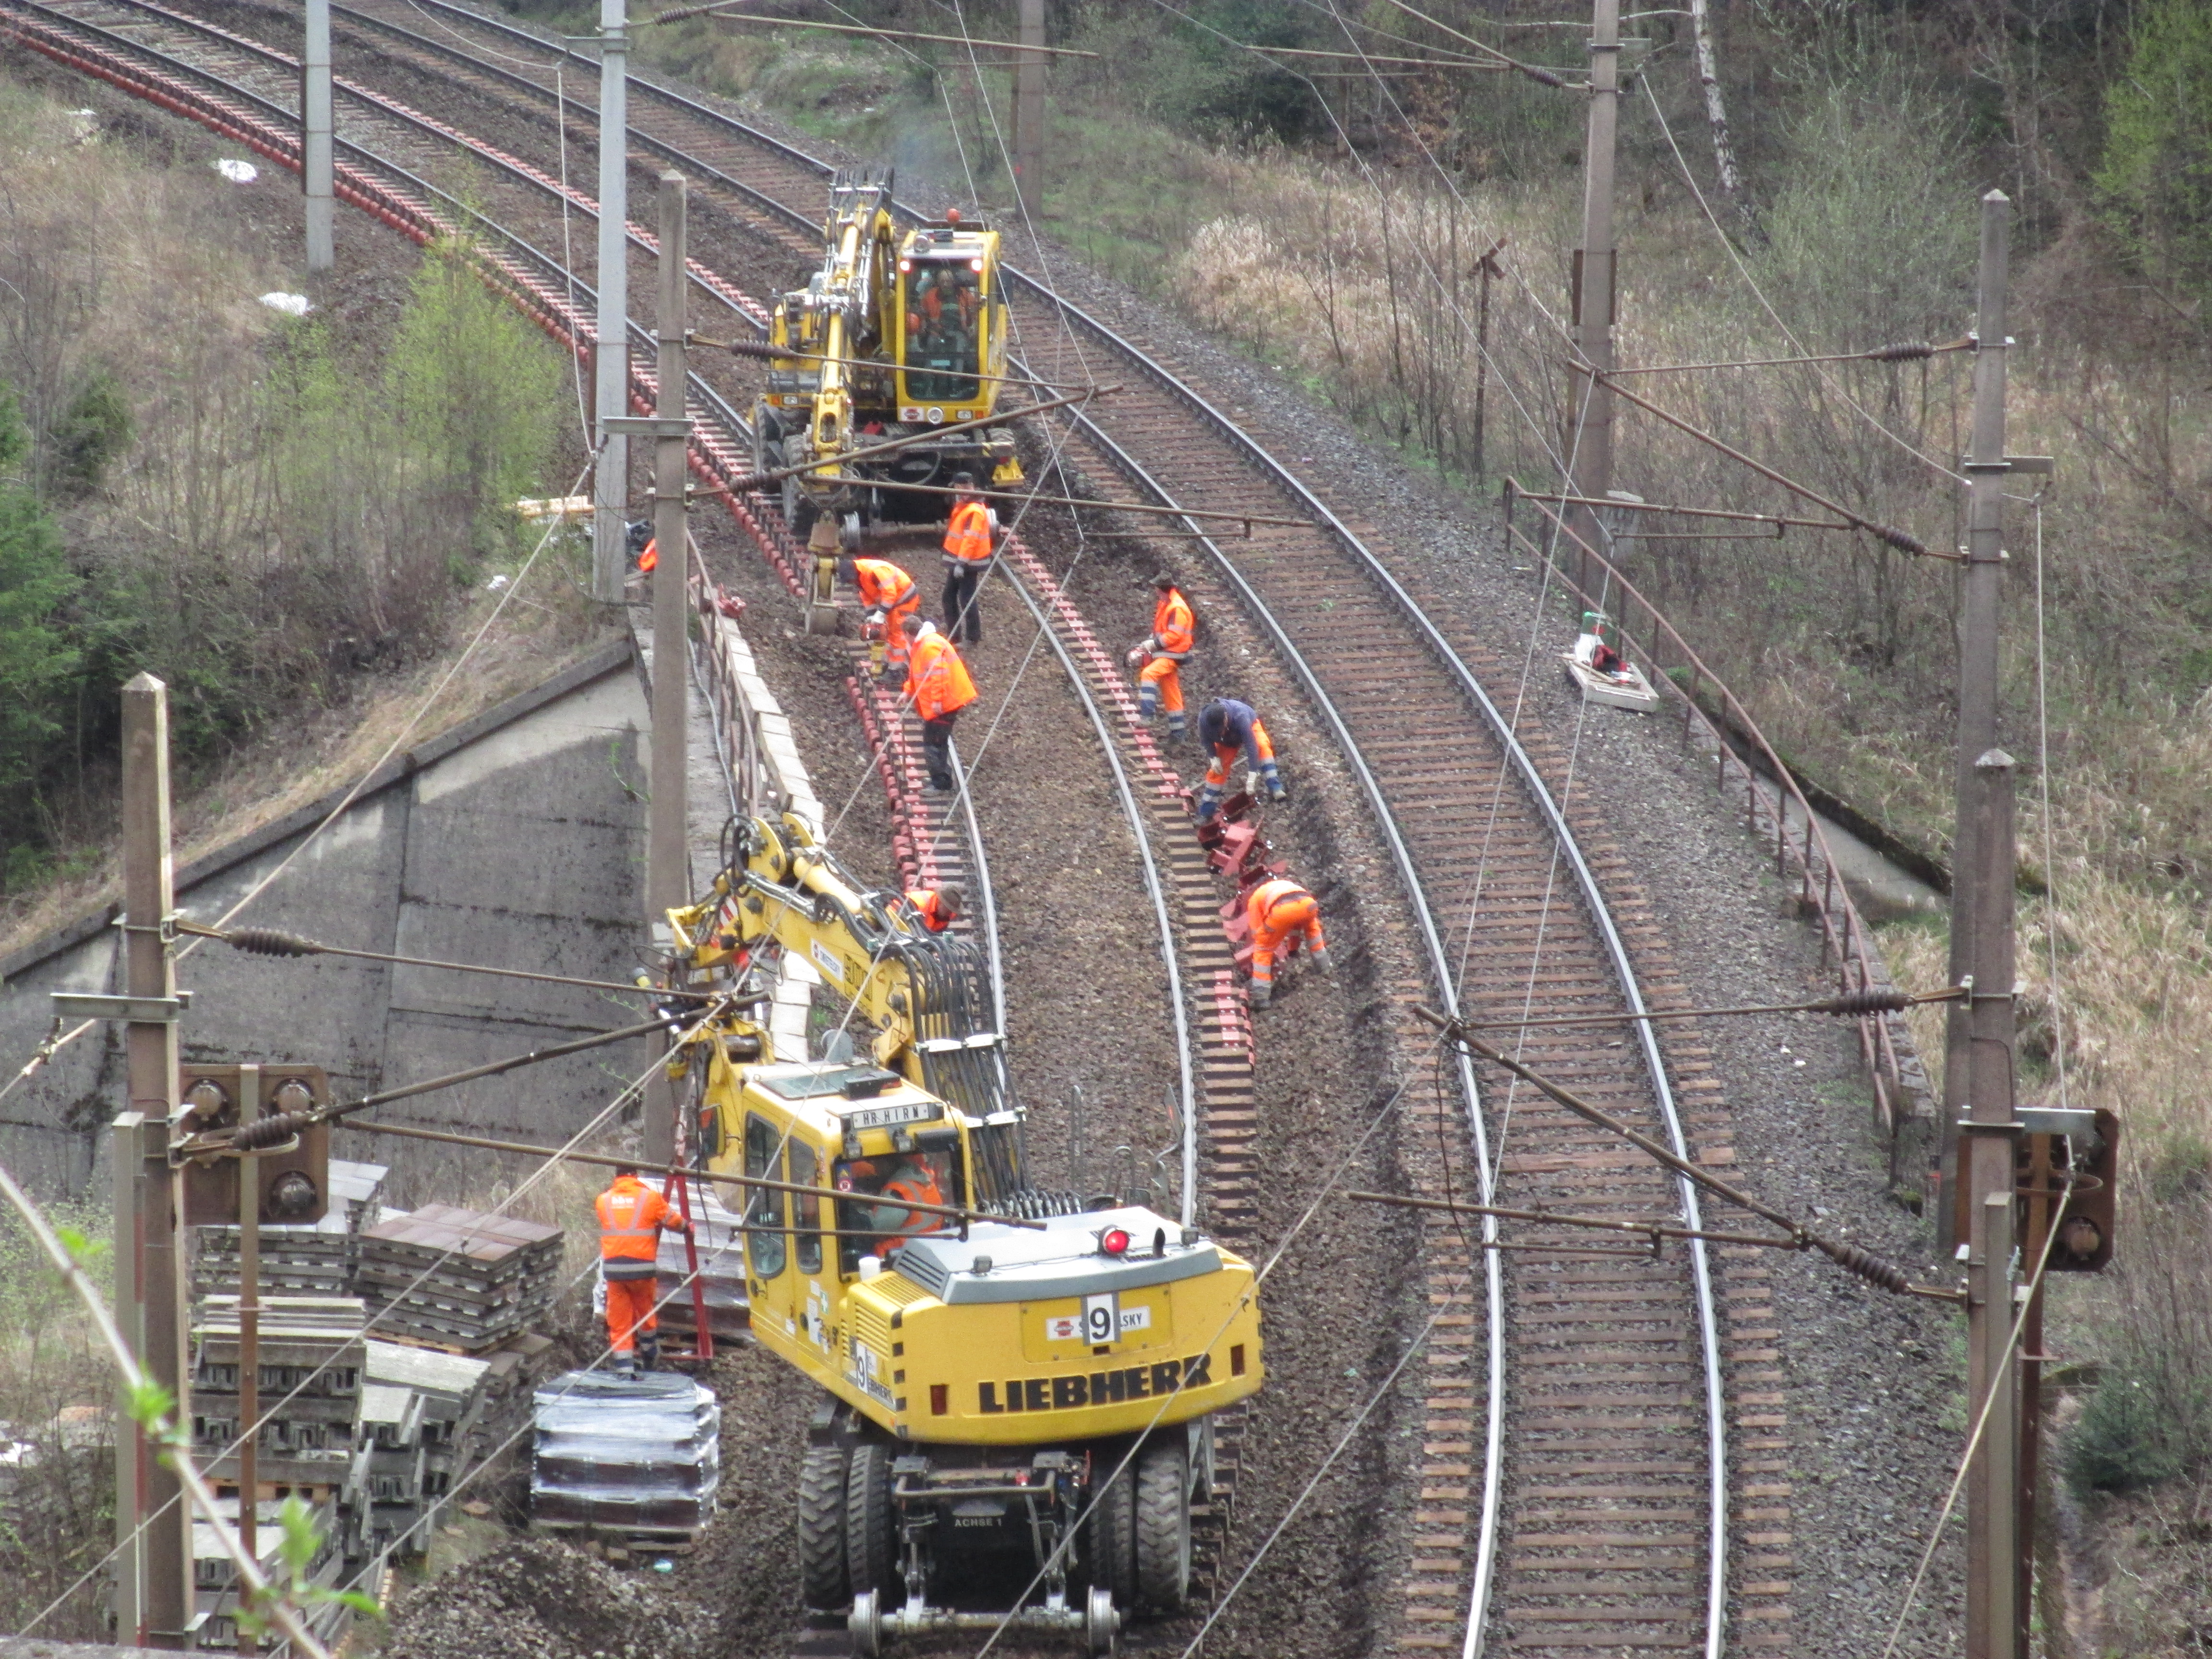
[[902, 263, 983, 403], [791, 1141, 824, 1274], [833, 1149, 955, 1265], [744, 1114, 787, 1279]]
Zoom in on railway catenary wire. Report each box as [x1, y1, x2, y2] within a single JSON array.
[[0, 5, 1238, 1635], [2, 7, 1798, 1654], [257, 17, 1758, 1654]]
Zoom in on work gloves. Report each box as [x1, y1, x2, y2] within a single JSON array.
[[1311, 947, 1334, 974]]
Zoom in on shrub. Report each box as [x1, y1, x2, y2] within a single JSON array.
[[2096, 0, 2212, 302]]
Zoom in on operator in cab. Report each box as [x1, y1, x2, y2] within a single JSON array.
[[840, 1153, 951, 1253]]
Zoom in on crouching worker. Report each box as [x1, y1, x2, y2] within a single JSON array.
[[1196, 697, 1286, 823], [1246, 878, 1332, 1010], [903, 884, 964, 933], [597, 1165, 692, 1375]]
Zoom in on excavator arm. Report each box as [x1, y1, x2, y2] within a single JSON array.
[[667, 814, 1009, 1118]]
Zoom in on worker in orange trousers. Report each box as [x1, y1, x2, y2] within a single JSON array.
[[845, 555, 921, 682], [1128, 574, 1196, 744], [597, 1165, 693, 1375], [1246, 877, 1331, 1010]]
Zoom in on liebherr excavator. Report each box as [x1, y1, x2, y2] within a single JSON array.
[[752, 170, 1024, 538], [661, 815, 1262, 1655]]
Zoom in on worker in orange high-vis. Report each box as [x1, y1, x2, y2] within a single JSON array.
[[1128, 573, 1196, 744], [597, 1165, 693, 1375], [866, 1154, 950, 1251], [1245, 877, 1331, 1010], [939, 471, 996, 645], [903, 613, 978, 795], [903, 884, 964, 933], [843, 555, 921, 682], [1195, 697, 1287, 823]]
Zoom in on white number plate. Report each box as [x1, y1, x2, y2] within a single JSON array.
[[1045, 1299, 1151, 1344]]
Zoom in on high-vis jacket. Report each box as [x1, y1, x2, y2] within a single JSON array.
[[1147, 588, 1195, 660], [1247, 878, 1325, 986], [877, 1161, 948, 1243], [943, 498, 993, 567], [907, 630, 978, 722], [597, 1175, 675, 1281], [906, 888, 957, 932], [853, 557, 918, 612]]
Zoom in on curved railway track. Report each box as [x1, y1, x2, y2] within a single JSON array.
[[0, 6, 1807, 1653]]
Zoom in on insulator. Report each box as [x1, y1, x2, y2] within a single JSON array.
[[1866, 340, 1935, 362], [1814, 1235, 1912, 1295], [1873, 523, 1931, 557], [1815, 987, 1911, 1017], [727, 339, 778, 359], [234, 1110, 314, 1151], [228, 926, 318, 957]]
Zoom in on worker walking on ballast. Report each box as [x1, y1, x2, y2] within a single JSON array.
[[844, 555, 921, 683], [902, 884, 964, 933], [1128, 574, 1196, 743], [940, 472, 997, 645], [903, 613, 978, 796], [597, 1165, 693, 1375], [1246, 877, 1330, 1010], [1195, 697, 1287, 822]]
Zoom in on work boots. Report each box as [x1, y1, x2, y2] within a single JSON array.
[[637, 1330, 662, 1372]]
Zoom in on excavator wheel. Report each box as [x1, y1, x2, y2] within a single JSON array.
[[797, 1443, 851, 1610], [1088, 1451, 1137, 1608], [845, 1442, 899, 1599], [1133, 1436, 1191, 1611]]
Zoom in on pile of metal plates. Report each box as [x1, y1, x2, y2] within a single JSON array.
[[655, 1179, 750, 1341], [356, 1205, 564, 1352], [528, 1370, 721, 1553], [190, 1160, 391, 1301], [350, 1340, 493, 1561], [190, 1297, 367, 1494]]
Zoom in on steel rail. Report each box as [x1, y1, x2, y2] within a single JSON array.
[[994, 562, 1198, 1229], [38, 5, 1730, 1648], [249, 7, 1728, 1647]]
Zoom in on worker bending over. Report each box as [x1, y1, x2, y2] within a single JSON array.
[[1128, 574, 1196, 743], [903, 884, 964, 933], [903, 613, 978, 795], [1246, 877, 1331, 1010], [1195, 697, 1287, 823], [940, 472, 996, 645], [597, 1165, 693, 1375], [844, 555, 921, 682]]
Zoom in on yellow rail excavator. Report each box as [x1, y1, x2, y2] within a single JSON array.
[[661, 815, 1262, 1655], [753, 168, 1025, 541]]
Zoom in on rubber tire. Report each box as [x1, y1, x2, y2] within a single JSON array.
[[1088, 1453, 1137, 1609], [798, 1444, 851, 1611], [845, 1442, 898, 1600], [1133, 1438, 1191, 1612]]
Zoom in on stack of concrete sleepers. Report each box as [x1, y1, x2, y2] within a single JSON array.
[[356, 1205, 562, 1352], [190, 1297, 367, 1498], [366, 1339, 492, 1540], [654, 1179, 749, 1342], [528, 1370, 721, 1554], [191, 1160, 391, 1301], [190, 1493, 348, 1650]]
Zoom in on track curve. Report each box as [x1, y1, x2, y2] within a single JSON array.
[[0, 5, 1803, 1652]]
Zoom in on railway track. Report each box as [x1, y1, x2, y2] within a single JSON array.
[[0, 5, 1805, 1653]]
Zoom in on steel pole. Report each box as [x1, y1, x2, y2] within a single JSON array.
[[234, 1072, 261, 1659], [1939, 191, 2012, 1254], [302, 0, 333, 271], [592, 0, 632, 603], [1565, 0, 1622, 599], [1012, 0, 1045, 222], [644, 171, 690, 1168], [121, 675, 188, 1649]]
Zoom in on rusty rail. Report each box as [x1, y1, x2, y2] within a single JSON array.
[[1504, 480, 1936, 1185]]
